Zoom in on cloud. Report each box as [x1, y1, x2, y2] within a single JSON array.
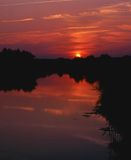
[[0, 1, 131, 57], [0, 30, 63, 44], [0, 0, 73, 7], [67, 26, 98, 30], [99, 2, 131, 15], [43, 14, 73, 20], [79, 11, 98, 17], [0, 18, 34, 23], [118, 24, 131, 30], [79, 2, 131, 17], [71, 30, 109, 36]]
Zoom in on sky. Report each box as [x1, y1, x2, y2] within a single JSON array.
[[0, 0, 131, 58]]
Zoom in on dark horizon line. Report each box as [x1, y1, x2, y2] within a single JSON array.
[[1, 48, 131, 60]]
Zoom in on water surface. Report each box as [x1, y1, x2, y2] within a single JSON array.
[[0, 75, 109, 160]]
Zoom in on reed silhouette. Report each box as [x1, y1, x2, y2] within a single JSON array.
[[0, 48, 131, 159], [93, 66, 131, 160]]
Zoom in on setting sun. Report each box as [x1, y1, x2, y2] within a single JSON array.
[[75, 51, 82, 58]]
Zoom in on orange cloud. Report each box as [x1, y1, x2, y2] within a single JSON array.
[[0, 31, 63, 44], [0, 18, 34, 23], [99, 2, 131, 15], [0, 0, 73, 7], [0, 1, 131, 56], [67, 26, 98, 30], [118, 24, 131, 30], [79, 2, 131, 16], [43, 13, 75, 20], [79, 11, 98, 17]]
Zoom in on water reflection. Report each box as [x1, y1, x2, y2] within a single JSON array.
[[0, 75, 109, 160], [0, 51, 131, 159]]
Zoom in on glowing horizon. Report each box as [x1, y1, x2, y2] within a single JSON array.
[[0, 0, 131, 58]]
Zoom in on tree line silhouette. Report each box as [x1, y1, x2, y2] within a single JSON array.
[[0, 48, 131, 91], [0, 48, 131, 159]]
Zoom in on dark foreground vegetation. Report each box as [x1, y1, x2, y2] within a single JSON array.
[[0, 48, 131, 91], [0, 48, 131, 160]]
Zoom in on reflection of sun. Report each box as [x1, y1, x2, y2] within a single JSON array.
[[75, 51, 82, 58]]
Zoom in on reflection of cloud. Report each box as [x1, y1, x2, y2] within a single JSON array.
[[3, 105, 35, 112], [75, 134, 108, 146], [67, 98, 96, 103], [43, 107, 78, 117], [0, 18, 34, 23], [0, 0, 73, 7], [44, 108, 65, 116], [0, 75, 100, 119]]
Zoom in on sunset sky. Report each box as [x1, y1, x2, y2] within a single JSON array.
[[0, 0, 131, 58]]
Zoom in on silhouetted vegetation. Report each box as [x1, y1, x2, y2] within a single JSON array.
[[1, 48, 131, 91], [0, 48, 131, 159], [0, 48, 37, 91], [93, 66, 131, 160]]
